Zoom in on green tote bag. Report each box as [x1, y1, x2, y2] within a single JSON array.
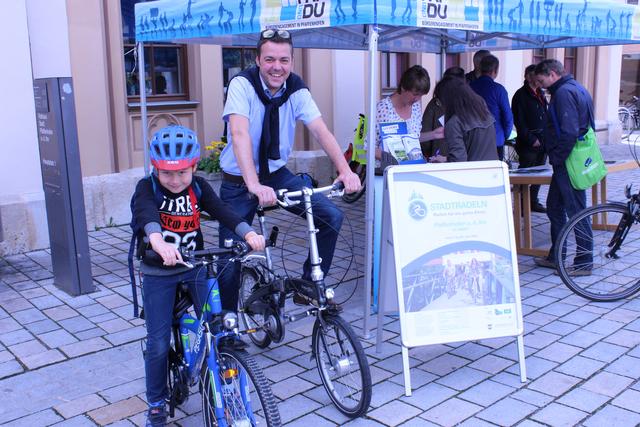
[[564, 127, 607, 190]]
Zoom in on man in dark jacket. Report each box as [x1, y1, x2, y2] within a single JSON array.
[[470, 55, 514, 161], [511, 64, 548, 213], [533, 59, 594, 274], [465, 49, 491, 84]]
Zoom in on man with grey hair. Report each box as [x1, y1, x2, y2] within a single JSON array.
[[465, 49, 491, 84], [533, 59, 594, 275]]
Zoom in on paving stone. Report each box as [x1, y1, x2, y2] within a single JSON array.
[[530, 402, 588, 427], [367, 400, 422, 426], [560, 310, 601, 325], [467, 354, 514, 374], [58, 316, 96, 334], [448, 342, 492, 360], [0, 318, 23, 334], [421, 397, 481, 425], [11, 307, 47, 325], [374, 352, 420, 374], [76, 304, 111, 318], [60, 337, 112, 358], [535, 342, 582, 363], [86, 397, 147, 426], [1, 297, 34, 313], [475, 397, 537, 425], [9, 339, 47, 359], [103, 326, 146, 346], [506, 355, 556, 380], [30, 295, 64, 310], [95, 294, 130, 310], [511, 388, 554, 407], [2, 408, 63, 426], [0, 328, 34, 346], [277, 393, 323, 424], [0, 350, 13, 363], [99, 378, 146, 404], [40, 329, 79, 348], [602, 308, 640, 323], [435, 366, 490, 391], [582, 371, 634, 397], [458, 380, 514, 406], [605, 355, 640, 379], [580, 341, 628, 363], [271, 376, 315, 400], [98, 318, 132, 334], [50, 415, 98, 426], [557, 388, 610, 413], [24, 319, 60, 334], [399, 382, 457, 410], [556, 355, 606, 379], [523, 330, 561, 349], [284, 412, 337, 427], [583, 404, 640, 427], [44, 306, 79, 321], [583, 318, 625, 335], [389, 365, 436, 389], [527, 371, 582, 397], [604, 329, 640, 348], [0, 360, 23, 378], [559, 329, 605, 348], [54, 393, 108, 418], [539, 320, 580, 336], [369, 380, 406, 408], [21, 349, 66, 369], [420, 353, 469, 376]]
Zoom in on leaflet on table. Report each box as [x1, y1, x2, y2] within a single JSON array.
[[391, 167, 519, 345], [380, 121, 422, 163]]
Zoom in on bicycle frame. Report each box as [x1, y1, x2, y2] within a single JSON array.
[[176, 276, 257, 426]]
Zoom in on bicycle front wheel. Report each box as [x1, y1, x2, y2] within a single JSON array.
[[201, 347, 281, 427], [555, 203, 640, 301], [312, 314, 371, 418]]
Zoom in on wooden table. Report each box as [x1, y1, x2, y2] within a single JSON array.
[[509, 159, 638, 256]]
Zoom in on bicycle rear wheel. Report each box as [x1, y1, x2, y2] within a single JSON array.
[[200, 347, 281, 427], [312, 314, 371, 418], [239, 267, 272, 348], [618, 106, 633, 140], [555, 203, 640, 301]]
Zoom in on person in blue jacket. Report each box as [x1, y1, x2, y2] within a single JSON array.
[[470, 54, 514, 161]]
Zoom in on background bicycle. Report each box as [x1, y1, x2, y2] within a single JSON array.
[[142, 243, 281, 427], [554, 133, 640, 302], [238, 183, 372, 418], [618, 95, 640, 142]]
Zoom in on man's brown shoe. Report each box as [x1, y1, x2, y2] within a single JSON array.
[[534, 257, 556, 269]]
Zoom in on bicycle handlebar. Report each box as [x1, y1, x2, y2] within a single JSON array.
[[275, 181, 344, 208], [143, 241, 251, 268]]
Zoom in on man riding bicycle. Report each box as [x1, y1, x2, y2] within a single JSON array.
[[218, 28, 361, 313]]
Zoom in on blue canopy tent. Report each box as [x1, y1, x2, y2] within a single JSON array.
[[135, 0, 640, 336]]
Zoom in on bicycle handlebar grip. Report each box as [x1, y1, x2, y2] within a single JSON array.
[[233, 240, 251, 256], [333, 181, 345, 191]]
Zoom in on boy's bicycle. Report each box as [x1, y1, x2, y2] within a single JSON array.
[[238, 182, 372, 418], [554, 184, 640, 302], [144, 242, 281, 426]]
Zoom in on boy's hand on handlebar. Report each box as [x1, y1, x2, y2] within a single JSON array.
[[336, 170, 361, 194], [149, 233, 183, 266], [244, 231, 266, 251], [248, 183, 277, 206]]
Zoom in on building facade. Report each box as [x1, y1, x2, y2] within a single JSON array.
[[0, 0, 626, 255]]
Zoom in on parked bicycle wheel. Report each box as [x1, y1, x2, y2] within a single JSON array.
[[200, 347, 281, 427], [555, 202, 640, 301], [618, 106, 633, 140], [238, 267, 272, 348], [311, 314, 371, 418]]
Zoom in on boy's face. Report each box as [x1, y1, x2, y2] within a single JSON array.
[[156, 165, 196, 194]]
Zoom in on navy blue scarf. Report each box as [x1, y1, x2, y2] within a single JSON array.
[[236, 66, 307, 181]]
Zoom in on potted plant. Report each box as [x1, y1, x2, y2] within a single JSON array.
[[196, 137, 226, 194]]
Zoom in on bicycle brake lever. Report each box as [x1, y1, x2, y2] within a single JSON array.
[[174, 260, 194, 269]]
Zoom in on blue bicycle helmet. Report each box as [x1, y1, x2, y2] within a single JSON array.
[[149, 125, 201, 170]]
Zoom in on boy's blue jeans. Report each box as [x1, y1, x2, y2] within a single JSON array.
[[217, 167, 344, 311], [142, 268, 208, 404]]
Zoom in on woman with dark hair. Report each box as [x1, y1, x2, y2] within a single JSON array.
[[375, 65, 444, 172], [434, 76, 498, 162]]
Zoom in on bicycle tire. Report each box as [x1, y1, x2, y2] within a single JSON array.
[[311, 314, 371, 418], [342, 161, 366, 204], [555, 203, 640, 301], [238, 267, 272, 348], [618, 106, 633, 140], [200, 347, 281, 427]]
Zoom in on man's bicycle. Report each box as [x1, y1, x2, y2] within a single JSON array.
[[144, 242, 281, 426], [238, 182, 372, 418], [554, 184, 640, 301]]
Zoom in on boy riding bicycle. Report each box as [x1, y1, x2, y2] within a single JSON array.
[[131, 125, 265, 427]]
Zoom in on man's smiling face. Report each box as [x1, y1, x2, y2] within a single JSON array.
[[256, 41, 293, 95]]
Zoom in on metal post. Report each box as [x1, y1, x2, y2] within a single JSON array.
[[440, 35, 447, 77], [362, 24, 379, 339], [138, 42, 150, 176]]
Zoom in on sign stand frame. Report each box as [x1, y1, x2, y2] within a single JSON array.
[[375, 162, 527, 396]]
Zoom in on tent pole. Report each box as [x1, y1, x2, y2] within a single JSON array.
[[138, 42, 150, 176], [440, 35, 446, 77], [362, 24, 379, 339]]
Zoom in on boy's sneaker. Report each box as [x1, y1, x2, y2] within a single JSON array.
[[145, 404, 167, 427]]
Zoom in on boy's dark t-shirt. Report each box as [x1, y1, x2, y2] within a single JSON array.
[[132, 175, 250, 275]]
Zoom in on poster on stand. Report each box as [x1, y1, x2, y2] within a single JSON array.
[[385, 161, 523, 348]]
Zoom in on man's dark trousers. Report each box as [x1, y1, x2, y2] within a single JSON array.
[[546, 164, 593, 267]]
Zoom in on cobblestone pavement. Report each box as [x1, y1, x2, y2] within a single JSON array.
[[1, 143, 640, 426]]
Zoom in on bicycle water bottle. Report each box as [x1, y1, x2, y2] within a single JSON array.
[[207, 277, 223, 315]]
